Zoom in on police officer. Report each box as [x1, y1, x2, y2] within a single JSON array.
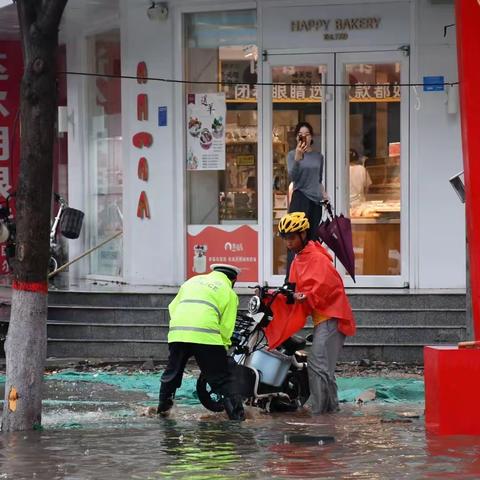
[[157, 263, 245, 421]]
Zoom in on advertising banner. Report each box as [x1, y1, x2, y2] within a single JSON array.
[[0, 41, 22, 274], [187, 224, 258, 282], [186, 93, 226, 171]]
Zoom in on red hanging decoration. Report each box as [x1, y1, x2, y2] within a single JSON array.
[[132, 132, 153, 149], [137, 157, 149, 181], [137, 191, 151, 219], [136, 61, 148, 84], [137, 93, 148, 121]]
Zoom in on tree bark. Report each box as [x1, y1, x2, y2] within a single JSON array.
[[2, 0, 67, 432]]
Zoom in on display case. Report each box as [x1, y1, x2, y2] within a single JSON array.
[[349, 153, 401, 276], [219, 129, 257, 222]]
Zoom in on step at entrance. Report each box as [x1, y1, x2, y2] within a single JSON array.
[[1, 290, 467, 364]]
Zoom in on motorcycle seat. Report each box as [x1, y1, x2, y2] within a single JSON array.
[[280, 335, 307, 355]]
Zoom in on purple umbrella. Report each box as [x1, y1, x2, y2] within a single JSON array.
[[316, 202, 356, 282]]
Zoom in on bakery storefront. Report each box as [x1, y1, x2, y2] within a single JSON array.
[[3, 0, 459, 290], [184, 2, 411, 288]]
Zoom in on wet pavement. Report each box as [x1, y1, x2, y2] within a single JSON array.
[[1, 373, 480, 479]]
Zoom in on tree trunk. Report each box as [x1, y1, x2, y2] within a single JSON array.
[[2, 290, 47, 431], [2, 0, 67, 432]]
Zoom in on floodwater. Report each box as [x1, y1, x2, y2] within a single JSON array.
[[0, 373, 480, 479]]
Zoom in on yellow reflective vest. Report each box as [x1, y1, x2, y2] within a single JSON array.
[[167, 271, 239, 348]]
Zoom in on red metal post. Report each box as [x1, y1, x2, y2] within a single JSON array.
[[455, 0, 480, 341]]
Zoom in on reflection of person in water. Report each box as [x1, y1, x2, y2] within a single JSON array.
[[159, 420, 255, 477], [349, 148, 372, 205]]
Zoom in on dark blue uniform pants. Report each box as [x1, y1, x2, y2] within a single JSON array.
[[159, 342, 233, 400]]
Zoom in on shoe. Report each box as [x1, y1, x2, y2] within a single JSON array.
[[157, 397, 174, 416], [223, 396, 246, 421]]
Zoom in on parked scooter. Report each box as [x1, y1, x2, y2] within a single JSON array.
[[0, 192, 84, 274], [0, 194, 16, 271], [48, 193, 84, 274], [196, 284, 310, 413]]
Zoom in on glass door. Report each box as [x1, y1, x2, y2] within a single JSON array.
[[336, 51, 409, 287], [263, 51, 408, 287], [262, 54, 335, 285]]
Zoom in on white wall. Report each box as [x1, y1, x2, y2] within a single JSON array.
[[411, 0, 465, 289], [120, 0, 179, 285], [64, 0, 181, 286], [64, 20, 89, 282]]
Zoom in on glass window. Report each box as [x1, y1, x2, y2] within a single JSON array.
[[86, 29, 123, 277], [346, 62, 401, 276], [185, 10, 258, 225], [270, 64, 326, 275]]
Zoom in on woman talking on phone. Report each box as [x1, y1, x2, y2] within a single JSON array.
[[286, 121, 327, 279]]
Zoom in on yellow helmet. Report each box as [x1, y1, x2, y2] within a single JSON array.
[[278, 212, 310, 236]]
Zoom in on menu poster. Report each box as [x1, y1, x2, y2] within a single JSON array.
[[186, 93, 226, 171]]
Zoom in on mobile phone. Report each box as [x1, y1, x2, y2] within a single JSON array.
[[298, 134, 305, 143]]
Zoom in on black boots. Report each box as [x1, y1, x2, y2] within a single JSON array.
[[157, 393, 175, 416], [223, 395, 246, 421], [158, 390, 245, 421]]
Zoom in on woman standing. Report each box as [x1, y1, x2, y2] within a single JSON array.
[[286, 121, 326, 279]]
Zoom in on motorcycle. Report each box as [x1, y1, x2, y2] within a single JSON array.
[[0, 194, 16, 272], [48, 193, 84, 274], [196, 284, 310, 413], [0, 192, 84, 275]]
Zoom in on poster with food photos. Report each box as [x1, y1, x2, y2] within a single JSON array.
[[186, 93, 226, 171]]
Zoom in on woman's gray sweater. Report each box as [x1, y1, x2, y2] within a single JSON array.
[[287, 150, 324, 204]]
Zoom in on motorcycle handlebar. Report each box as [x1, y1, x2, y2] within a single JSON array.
[[247, 284, 296, 307], [248, 284, 295, 295]]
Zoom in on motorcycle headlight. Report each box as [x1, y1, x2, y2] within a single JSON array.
[[248, 295, 261, 315]]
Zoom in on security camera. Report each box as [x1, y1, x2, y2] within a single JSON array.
[[147, 2, 168, 21], [449, 170, 465, 204]]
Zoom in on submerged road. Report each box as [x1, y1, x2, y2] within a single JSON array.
[[0, 371, 479, 479]]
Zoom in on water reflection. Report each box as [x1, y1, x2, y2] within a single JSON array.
[[425, 434, 480, 479], [157, 420, 257, 479]]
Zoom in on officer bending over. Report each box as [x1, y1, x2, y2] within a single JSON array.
[[157, 263, 245, 421]]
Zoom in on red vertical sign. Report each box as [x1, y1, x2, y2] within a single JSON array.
[[0, 41, 22, 274], [455, 1, 480, 341]]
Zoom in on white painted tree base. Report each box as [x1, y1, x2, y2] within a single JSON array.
[[2, 289, 47, 431]]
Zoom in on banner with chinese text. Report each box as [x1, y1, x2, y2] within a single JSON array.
[[0, 41, 22, 274], [187, 224, 258, 282], [228, 82, 401, 103]]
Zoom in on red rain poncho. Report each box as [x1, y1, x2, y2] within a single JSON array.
[[265, 241, 356, 349]]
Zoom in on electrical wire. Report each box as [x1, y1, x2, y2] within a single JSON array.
[[59, 70, 459, 88]]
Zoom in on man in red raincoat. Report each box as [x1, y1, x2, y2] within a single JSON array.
[[267, 211, 356, 414]]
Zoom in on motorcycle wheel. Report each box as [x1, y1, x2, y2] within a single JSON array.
[[48, 255, 58, 275], [267, 369, 310, 413], [196, 374, 225, 412], [286, 368, 310, 406]]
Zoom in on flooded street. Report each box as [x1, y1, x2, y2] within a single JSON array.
[[1, 372, 480, 479]]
